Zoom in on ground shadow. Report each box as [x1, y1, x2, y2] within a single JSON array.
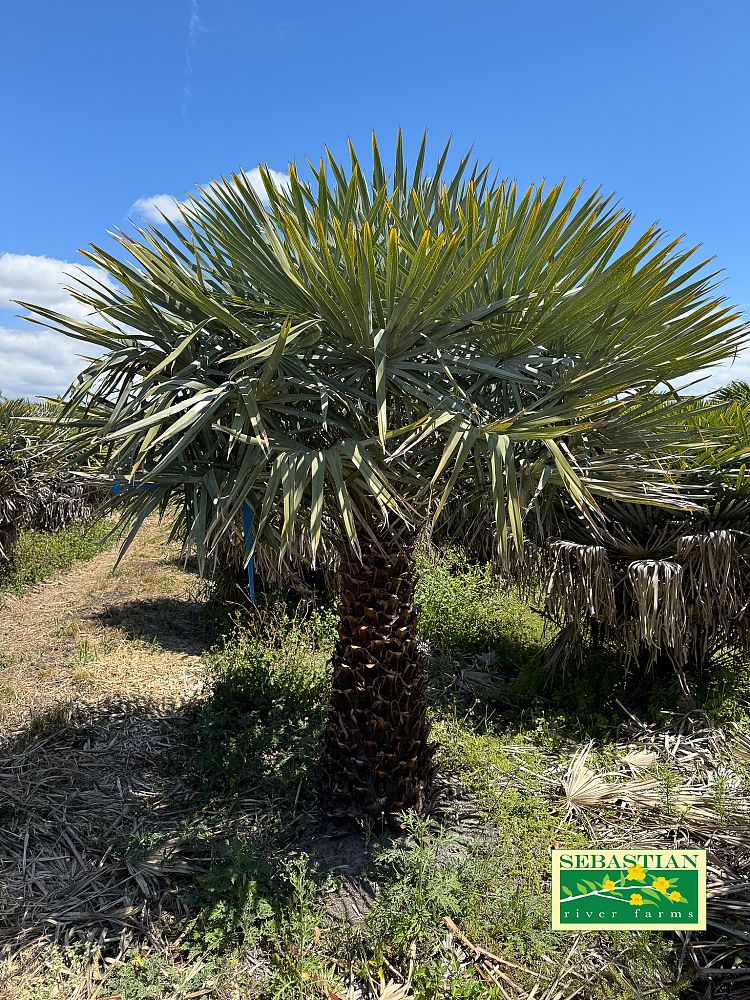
[[92, 596, 212, 655], [165, 553, 200, 574], [429, 618, 750, 745], [0, 673, 393, 970]]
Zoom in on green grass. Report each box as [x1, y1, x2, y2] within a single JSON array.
[[194, 605, 335, 797], [155, 554, 704, 998], [416, 546, 547, 660], [13, 545, 743, 999], [0, 519, 112, 595]]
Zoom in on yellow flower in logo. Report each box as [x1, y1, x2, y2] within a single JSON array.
[[652, 876, 670, 893], [669, 890, 681, 902], [602, 877, 616, 891], [629, 893, 643, 906], [626, 863, 646, 881]]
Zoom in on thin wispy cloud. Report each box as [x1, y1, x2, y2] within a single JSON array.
[[182, 0, 205, 117]]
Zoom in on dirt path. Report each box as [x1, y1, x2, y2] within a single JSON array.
[[0, 520, 208, 736], [0, 521, 220, 988]]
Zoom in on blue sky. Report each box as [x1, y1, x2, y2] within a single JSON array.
[[1, 0, 749, 396]]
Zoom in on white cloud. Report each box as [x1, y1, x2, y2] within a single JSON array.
[[0, 325, 91, 399], [0, 252, 114, 322], [0, 253, 116, 399], [130, 166, 290, 223], [130, 193, 186, 225]]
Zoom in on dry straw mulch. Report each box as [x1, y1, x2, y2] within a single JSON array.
[[0, 521, 220, 995], [0, 519, 206, 732], [0, 700, 277, 998], [2, 524, 750, 998]]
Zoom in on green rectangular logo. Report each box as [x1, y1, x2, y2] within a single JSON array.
[[551, 850, 706, 930]]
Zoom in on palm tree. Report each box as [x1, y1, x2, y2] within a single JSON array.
[[712, 380, 750, 406], [540, 394, 750, 673], [22, 134, 748, 818], [0, 397, 102, 563]]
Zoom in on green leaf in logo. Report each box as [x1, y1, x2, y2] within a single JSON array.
[[640, 886, 663, 900]]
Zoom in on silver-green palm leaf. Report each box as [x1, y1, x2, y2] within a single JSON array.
[[22, 133, 749, 572]]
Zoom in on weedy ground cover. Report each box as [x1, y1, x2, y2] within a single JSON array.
[[2, 538, 749, 999], [0, 519, 112, 596]]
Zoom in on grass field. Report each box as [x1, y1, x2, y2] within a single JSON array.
[[0, 520, 113, 596], [1, 525, 749, 1000]]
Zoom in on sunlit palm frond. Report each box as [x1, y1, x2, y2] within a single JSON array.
[[17, 133, 749, 574]]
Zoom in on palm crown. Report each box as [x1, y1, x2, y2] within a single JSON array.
[[25, 134, 746, 572]]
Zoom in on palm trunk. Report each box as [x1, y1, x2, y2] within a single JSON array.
[[320, 532, 435, 819]]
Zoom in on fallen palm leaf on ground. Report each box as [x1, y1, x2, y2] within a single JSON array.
[[3, 525, 750, 998], [552, 726, 750, 989]]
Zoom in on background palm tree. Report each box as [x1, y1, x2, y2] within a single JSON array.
[[538, 393, 750, 674], [22, 134, 748, 817], [712, 379, 750, 406], [0, 397, 101, 564]]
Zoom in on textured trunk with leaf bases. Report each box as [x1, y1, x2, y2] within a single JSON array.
[[320, 531, 436, 819]]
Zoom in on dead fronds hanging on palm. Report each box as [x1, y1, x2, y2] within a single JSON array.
[[523, 392, 750, 674], [624, 559, 687, 664], [537, 518, 750, 673], [545, 542, 616, 630], [676, 529, 741, 622], [0, 397, 105, 566]]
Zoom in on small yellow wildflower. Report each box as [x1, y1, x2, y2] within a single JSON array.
[[629, 893, 643, 906], [669, 891, 681, 902], [652, 876, 670, 893], [626, 863, 646, 881], [602, 877, 616, 891]]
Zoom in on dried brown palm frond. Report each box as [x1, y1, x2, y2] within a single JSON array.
[[728, 724, 750, 764], [676, 529, 742, 622], [560, 741, 669, 818], [624, 559, 687, 664], [545, 541, 616, 629], [561, 742, 620, 812], [536, 520, 750, 673], [620, 748, 660, 772], [376, 981, 414, 1000], [557, 725, 750, 991], [554, 725, 750, 835]]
